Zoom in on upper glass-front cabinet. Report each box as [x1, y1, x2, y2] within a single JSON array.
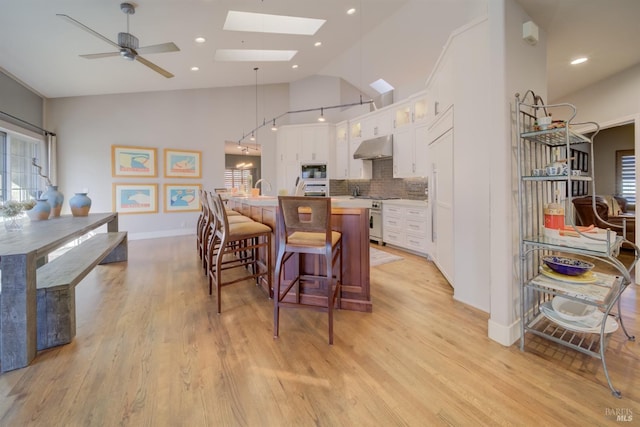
[[412, 93, 428, 123], [393, 91, 428, 128]]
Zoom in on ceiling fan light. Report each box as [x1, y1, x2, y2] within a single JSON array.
[[120, 49, 136, 61]]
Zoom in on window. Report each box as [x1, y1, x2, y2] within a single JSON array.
[[224, 168, 254, 191], [0, 130, 45, 204], [616, 149, 635, 206]]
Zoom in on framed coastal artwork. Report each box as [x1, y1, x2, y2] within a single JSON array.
[[164, 149, 202, 178], [112, 145, 157, 178], [113, 183, 158, 214], [164, 183, 201, 212]]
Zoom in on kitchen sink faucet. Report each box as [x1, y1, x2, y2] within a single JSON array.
[[353, 185, 360, 197], [254, 179, 272, 194]]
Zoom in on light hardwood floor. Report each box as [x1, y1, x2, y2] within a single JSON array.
[[0, 236, 638, 426]]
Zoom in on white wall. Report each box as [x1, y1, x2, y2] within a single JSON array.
[[592, 125, 634, 196], [289, 75, 343, 125], [445, 17, 492, 312], [552, 63, 640, 124], [319, 0, 487, 100], [45, 84, 289, 239], [0, 71, 43, 129], [487, 0, 547, 346]]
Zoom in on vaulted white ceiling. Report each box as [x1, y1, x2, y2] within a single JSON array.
[[0, 0, 638, 102]]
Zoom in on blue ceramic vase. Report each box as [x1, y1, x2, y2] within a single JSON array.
[[27, 199, 51, 221], [42, 185, 64, 218], [69, 192, 92, 217]]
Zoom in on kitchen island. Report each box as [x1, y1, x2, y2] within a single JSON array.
[[226, 196, 372, 312]]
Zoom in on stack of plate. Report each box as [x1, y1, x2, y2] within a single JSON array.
[[539, 264, 597, 284], [540, 296, 618, 333]]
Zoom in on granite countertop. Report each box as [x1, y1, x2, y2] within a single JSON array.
[[228, 195, 373, 209], [380, 199, 429, 207], [228, 195, 427, 208]]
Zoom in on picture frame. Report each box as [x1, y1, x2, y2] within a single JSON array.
[[164, 149, 202, 178], [111, 145, 158, 178], [112, 183, 158, 214], [164, 183, 201, 212]]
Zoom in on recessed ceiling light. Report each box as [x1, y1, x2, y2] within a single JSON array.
[[370, 78, 394, 94], [314, 41, 322, 47], [347, 8, 356, 15], [214, 49, 298, 62], [292, 64, 299, 69], [224, 11, 326, 35], [570, 57, 588, 65], [191, 66, 200, 71], [195, 37, 206, 43]]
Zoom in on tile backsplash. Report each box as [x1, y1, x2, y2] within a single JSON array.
[[330, 158, 427, 200]]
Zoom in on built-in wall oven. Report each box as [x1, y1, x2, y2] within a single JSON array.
[[300, 163, 328, 196]]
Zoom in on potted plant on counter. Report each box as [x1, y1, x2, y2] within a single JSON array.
[[1, 199, 36, 231]]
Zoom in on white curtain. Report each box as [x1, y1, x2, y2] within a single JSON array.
[[47, 133, 57, 186]]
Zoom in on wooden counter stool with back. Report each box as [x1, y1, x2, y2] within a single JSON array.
[[274, 196, 342, 344], [208, 192, 272, 314]]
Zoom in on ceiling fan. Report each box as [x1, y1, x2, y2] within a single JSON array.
[[57, 2, 180, 78]]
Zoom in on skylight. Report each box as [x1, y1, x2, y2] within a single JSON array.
[[370, 78, 394, 94], [224, 11, 326, 35], [214, 49, 297, 62]]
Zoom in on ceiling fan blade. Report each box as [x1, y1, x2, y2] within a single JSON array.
[[57, 14, 121, 50], [136, 42, 180, 55], [80, 52, 120, 59], [135, 56, 174, 78]]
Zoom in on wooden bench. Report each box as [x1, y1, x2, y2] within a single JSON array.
[[36, 231, 128, 350]]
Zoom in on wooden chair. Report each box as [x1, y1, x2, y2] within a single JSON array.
[[273, 196, 342, 344], [208, 193, 272, 314], [202, 191, 255, 274], [197, 189, 211, 270]]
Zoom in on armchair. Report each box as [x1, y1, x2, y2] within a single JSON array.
[[572, 196, 635, 244]]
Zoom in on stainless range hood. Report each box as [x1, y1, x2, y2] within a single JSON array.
[[353, 134, 393, 160]]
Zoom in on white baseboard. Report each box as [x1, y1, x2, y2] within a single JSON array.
[[129, 229, 195, 241], [488, 317, 521, 346]]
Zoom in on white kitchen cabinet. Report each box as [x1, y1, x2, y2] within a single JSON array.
[[300, 125, 331, 163], [412, 91, 428, 124], [276, 123, 333, 193], [391, 90, 430, 178], [426, 51, 453, 123], [382, 204, 403, 246], [428, 114, 454, 286], [413, 123, 429, 177], [392, 125, 414, 178], [392, 120, 430, 178], [347, 119, 372, 179], [382, 202, 429, 255], [332, 121, 349, 179], [404, 206, 429, 254], [392, 101, 412, 130], [276, 126, 301, 194], [361, 108, 393, 140]]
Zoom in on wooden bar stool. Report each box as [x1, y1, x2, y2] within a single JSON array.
[[273, 196, 342, 344], [198, 189, 216, 273], [208, 193, 272, 314], [203, 191, 253, 278], [196, 189, 207, 263]]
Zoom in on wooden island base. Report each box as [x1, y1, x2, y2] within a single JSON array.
[[228, 197, 372, 312]]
